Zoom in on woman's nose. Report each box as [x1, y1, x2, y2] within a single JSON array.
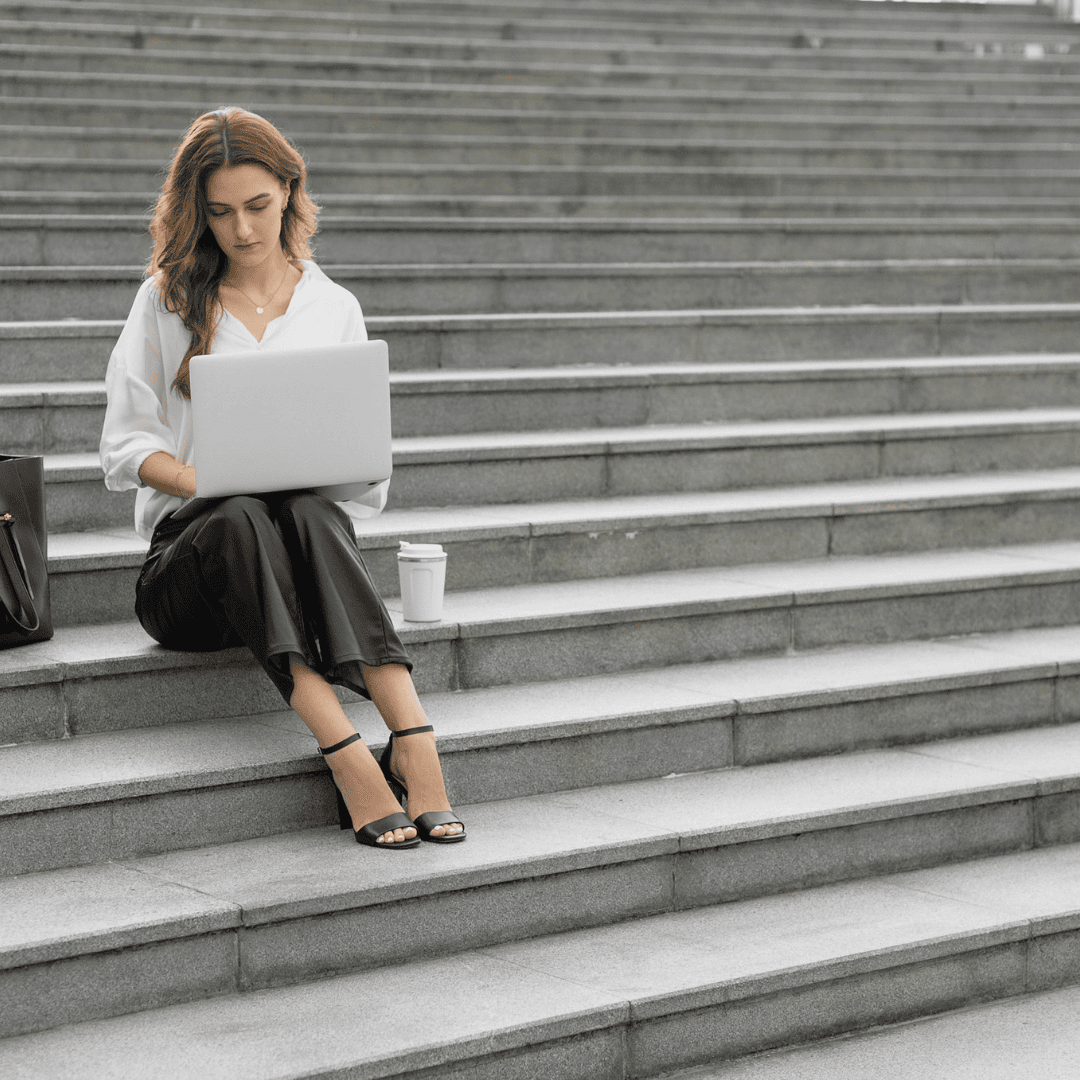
[[234, 212, 254, 238]]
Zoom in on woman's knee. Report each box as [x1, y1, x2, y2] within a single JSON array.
[[192, 495, 276, 562], [217, 494, 271, 523], [279, 491, 351, 534], [135, 550, 235, 651], [204, 495, 271, 536]]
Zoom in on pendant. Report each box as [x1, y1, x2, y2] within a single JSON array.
[[256, 306, 264, 314]]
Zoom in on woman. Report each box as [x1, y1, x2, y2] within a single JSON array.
[[99, 107, 464, 849]]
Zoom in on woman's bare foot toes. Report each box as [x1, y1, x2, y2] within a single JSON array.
[[429, 822, 463, 838], [376, 825, 417, 844]]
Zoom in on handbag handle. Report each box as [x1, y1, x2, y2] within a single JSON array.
[[0, 514, 40, 634]]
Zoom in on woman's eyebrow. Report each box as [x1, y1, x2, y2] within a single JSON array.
[[206, 192, 273, 207]]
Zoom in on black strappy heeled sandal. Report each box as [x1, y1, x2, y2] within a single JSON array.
[[379, 724, 467, 844], [319, 733, 420, 849]]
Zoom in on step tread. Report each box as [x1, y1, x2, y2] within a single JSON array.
[[5, 304, 1080, 335], [39, 467, 1080, 571], [15, 101, 1080, 137], [17, 111, 1080, 135], [6, 623, 1079, 814], [5, 0, 1054, 22], [386, 539, 1080, 628], [5, 191, 1079, 209], [38, 409, 1080, 477], [4, 718, 1079, 963], [11, 214, 1080, 232], [13, 66, 1080, 109], [11, 38, 1080, 84], [12, 155, 1080, 176], [1, 0, 1054, 24], [1, 840, 1077, 1077], [13, 127, 1080, 154], [15, 17, 1080, 54], [11, 354, 1080, 401], [9, 541, 1080, 688], [658, 984, 1080, 1080], [10, 259, 1080, 287], [9, 259, 1080, 277], [15, 303, 1080, 333], [376, 409, 1080, 451]]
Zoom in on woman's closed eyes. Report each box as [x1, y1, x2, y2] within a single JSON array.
[[208, 200, 271, 218]]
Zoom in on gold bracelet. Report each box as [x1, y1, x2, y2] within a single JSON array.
[[173, 463, 189, 497]]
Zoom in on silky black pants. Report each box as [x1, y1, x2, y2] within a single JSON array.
[[135, 492, 411, 703]]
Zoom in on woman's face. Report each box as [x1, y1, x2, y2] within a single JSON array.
[[204, 163, 290, 269]]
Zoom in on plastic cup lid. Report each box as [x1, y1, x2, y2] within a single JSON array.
[[398, 541, 446, 557]]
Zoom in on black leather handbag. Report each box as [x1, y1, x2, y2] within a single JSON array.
[[0, 455, 53, 648]]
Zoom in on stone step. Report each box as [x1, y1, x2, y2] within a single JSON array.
[[3, 188, 1079, 220], [655, 984, 1080, 1080], [43, 0, 995, 18], [10, 538, 1080, 737], [14, 124, 1080, 171], [9, 156, 1080, 200], [18, 39, 1080, 93], [77, 0, 1053, 25], [39, 467, 1080, 626], [7, 20, 1080, 75], [12, 98, 1080, 145], [10, 64, 1080, 118], [8, 304, 1080, 387], [6, 257, 1080, 318], [6, 642, 1075, 869], [11, 218, 1080, 273], [2, 3, 1068, 51], [9, 353, 1080, 446], [2, 716, 1079, 1030], [10, 106, 1080, 151], [0, 839, 1076, 1075], [11, 68, 1080, 121], [42, 350, 1080, 423], [9, 585, 1079, 761], [14, 33, 1080, 85], [366, 303, 1080, 369], [13, 55, 1080, 110], [7, 0, 1055, 30], [42, 406, 1080, 528]]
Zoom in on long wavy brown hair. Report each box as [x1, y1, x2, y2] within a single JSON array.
[[148, 107, 320, 397]]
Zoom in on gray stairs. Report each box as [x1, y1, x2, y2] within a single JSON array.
[[3, 0, 1080, 1076]]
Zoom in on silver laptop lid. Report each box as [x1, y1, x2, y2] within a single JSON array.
[[189, 339, 392, 501]]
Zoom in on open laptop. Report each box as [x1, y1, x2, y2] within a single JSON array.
[[189, 339, 392, 502]]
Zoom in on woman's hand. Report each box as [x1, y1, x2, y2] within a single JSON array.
[[139, 451, 197, 498]]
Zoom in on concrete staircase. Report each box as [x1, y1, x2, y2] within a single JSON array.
[[3, 0, 1080, 1075]]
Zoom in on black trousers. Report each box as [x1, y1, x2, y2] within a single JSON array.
[[135, 491, 411, 703]]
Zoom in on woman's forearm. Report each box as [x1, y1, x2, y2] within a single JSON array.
[[139, 451, 197, 498]]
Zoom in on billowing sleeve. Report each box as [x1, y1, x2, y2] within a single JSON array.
[[338, 288, 387, 519], [342, 289, 369, 344], [99, 279, 180, 491]]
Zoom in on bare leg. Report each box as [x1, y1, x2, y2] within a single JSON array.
[[362, 663, 464, 839], [290, 660, 416, 845]]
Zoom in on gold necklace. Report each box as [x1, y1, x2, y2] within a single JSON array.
[[225, 263, 291, 315]]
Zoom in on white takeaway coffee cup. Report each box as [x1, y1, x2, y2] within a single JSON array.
[[396, 542, 448, 622]]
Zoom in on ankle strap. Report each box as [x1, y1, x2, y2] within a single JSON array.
[[319, 732, 361, 756], [391, 724, 434, 739]]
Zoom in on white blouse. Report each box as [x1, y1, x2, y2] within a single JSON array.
[[100, 260, 388, 540]]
